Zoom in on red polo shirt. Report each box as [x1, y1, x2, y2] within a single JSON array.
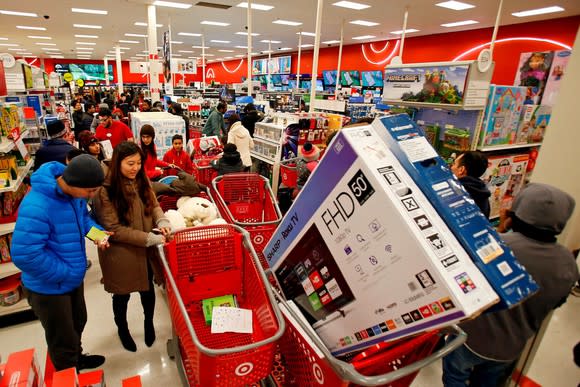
[[95, 120, 134, 149]]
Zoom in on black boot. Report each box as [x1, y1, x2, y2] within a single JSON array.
[[140, 288, 156, 347], [112, 294, 137, 352]]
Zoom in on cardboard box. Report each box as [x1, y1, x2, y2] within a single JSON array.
[[482, 154, 529, 219], [542, 50, 571, 107], [78, 370, 105, 387], [479, 85, 527, 147], [265, 124, 499, 356], [130, 112, 186, 158], [121, 375, 141, 387], [374, 114, 537, 309], [52, 368, 78, 387], [0, 349, 42, 387]]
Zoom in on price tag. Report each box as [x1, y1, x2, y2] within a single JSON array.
[[16, 139, 28, 159]]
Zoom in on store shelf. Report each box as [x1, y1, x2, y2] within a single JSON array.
[[0, 262, 20, 280], [0, 299, 30, 317], [253, 135, 280, 146], [0, 222, 15, 236], [255, 122, 284, 130], [250, 151, 276, 165], [381, 100, 485, 111], [0, 159, 34, 193], [478, 143, 543, 152], [0, 129, 29, 154]]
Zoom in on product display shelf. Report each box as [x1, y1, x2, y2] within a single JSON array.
[[0, 222, 15, 236], [251, 122, 285, 196], [0, 298, 30, 317], [0, 262, 19, 280], [0, 129, 29, 154], [478, 142, 543, 152], [0, 159, 34, 194]]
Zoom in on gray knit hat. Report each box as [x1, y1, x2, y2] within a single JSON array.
[[511, 183, 575, 234], [62, 154, 105, 188]]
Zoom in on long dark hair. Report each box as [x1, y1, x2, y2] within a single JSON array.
[[139, 124, 157, 162], [106, 141, 156, 224]]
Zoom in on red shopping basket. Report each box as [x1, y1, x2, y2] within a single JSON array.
[[192, 158, 219, 186], [280, 158, 298, 189], [276, 299, 466, 387], [159, 225, 285, 387], [212, 173, 283, 270]]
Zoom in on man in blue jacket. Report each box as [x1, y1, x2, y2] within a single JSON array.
[[12, 155, 108, 371], [33, 120, 76, 171]]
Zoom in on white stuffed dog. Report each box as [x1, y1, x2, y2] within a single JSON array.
[[176, 196, 219, 227]]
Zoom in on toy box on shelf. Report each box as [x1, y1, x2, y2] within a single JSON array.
[[514, 51, 554, 105], [478, 85, 527, 148], [516, 105, 551, 144]]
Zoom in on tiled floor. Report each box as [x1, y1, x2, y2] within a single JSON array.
[[1, 244, 579, 386]]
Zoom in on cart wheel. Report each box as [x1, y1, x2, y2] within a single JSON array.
[[167, 338, 176, 359]]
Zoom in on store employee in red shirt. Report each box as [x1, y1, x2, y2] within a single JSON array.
[[95, 108, 134, 149]]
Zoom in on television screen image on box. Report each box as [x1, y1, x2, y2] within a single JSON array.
[[274, 223, 356, 324], [301, 80, 312, 90], [362, 70, 383, 87], [341, 70, 361, 87], [322, 70, 338, 86], [288, 80, 298, 89]]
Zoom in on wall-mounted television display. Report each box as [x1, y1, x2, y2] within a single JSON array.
[[22, 64, 33, 89], [252, 56, 292, 75], [361, 70, 383, 87], [54, 63, 114, 81], [322, 70, 337, 86], [340, 70, 361, 87]]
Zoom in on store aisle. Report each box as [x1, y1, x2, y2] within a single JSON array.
[[1, 243, 578, 386]]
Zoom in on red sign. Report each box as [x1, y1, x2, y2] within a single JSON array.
[[0, 61, 7, 97]]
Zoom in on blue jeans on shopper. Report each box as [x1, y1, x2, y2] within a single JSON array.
[[442, 344, 515, 387]]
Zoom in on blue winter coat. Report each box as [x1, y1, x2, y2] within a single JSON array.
[[33, 139, 76, 171], [11, 162, 102, 294]]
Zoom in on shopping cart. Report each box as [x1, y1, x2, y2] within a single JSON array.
[[212, 173, 283, 270], [158, 225, 285, 387], [279, 158, 299, 189], [157, 184, 217, 213], [274, 295, 466, 386], [192, 157, 219, 186]]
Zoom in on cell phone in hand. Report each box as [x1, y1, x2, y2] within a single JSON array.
[[87, 226, 109, 243]]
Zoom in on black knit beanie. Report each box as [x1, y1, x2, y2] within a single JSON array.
[[62, 154, 105, 188]]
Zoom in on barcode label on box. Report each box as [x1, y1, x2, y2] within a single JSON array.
[[476, 234, 503, 263]]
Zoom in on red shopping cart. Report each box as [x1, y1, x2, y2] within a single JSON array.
[[279, 158, 299, 189], [157, 185, 217, 213], [212, 173, 283, 270], [274, 297, 466, 387], [192, 158, 219, 186], [158, 225, 285, 387]]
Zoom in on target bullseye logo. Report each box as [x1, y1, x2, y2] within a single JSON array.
[[312, 363, 324, 384], [235, 362, 254, 376], [253, 234, 264, 245]]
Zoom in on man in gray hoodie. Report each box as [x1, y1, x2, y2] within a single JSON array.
[[442, 183, 579, 386]]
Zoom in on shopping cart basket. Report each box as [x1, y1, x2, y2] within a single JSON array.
[[212, 173, 283, 270], [275, 296, 466, 386], [279, 158, 299, 189], [158, 225, 285, 387], [157, 185, 216, 213], [192, 157, 219, 186]]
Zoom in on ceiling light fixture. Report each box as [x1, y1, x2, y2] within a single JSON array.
[[171, 54, 183, 57], [0, 38, 7, 40], [261, 39, 281, 43], [27, 35, 51, 39], [178, 32, 202, 37], [73, 24, 102, 29], [201, 21, 230, 26], [235, 45, 248, 49], [8, 48, 26, 51], [323, 40, 340, 44], [278, 47, 292, 50], [352, 35, 376, 40], [332, 1, 370, 10], [218, 49, 234, 52], [119, 40, 139, 44], [0, 10, 38, 17], [125, 33, 147, 37], [299, 44, 314, 48], [236, 2, 274, 11], [76, 42, 97, 45], [41, 47, 61, 51], [16, 26, 46, 30], [153, 1, 192, 9], [435, 1, 475, 11], [441, 20, 478, 27], [235, 54, 245, 57], [171, 41, 184, 44], [512, 6, 564, 17], [134, 22, 163, 27], [236, 32, 260, 36], [201, 53, 215, 56], [211, 40, 231, 43], [350, 20, 379, 26], [296, 32, 316, 36], [192, 45, 208, 49], [273, 19, 302, 26], [36, 42, 57, 46], [75, 34, 98, 39], [390, 29, 419, 34], [71, 8, 108, 15], [50, 55, 65, 58], [0, 43, 19, 47], [178, 50, 194, 53]]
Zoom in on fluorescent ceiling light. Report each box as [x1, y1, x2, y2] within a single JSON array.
[[297, 32, 316, 36], [211, 40, 231, 43], [153, 1, 192, 9], [135, 22, 163, 27], [332, 1, 370, 10], [171, 41, 183, 44], [117, 47, 131, 50], [8, 48, 26, 51], [76, 42, 97, 45], [323, 40, 340, 44], [261, 39, 281, 43], [512, 6, 564, 17], [75, 34, 98, 38], [41, 48, 61, 51], [76, 49, 94, 52], [20, 53, 34, 56], [119, 40, 139, 44], [350, 20, 379, 26], [71, 8, 108, 15], [17, 26, 46, 31], [0, 10, 38, 17], [224, 56, 233, 59], [0, 38, 7, 40], [73, 24, 102, 29], [0, 43, 19, 46], [50, 55, 65, 58], [352, 35, 375, 40], [125, 33, 147, 37], [273, 19, 302, 26], [261, 50, 273, 53], [36, 42, 57, 46], [435, 1, 475, 11], [136, 54, 148, 57], [171, 54, 182, 57], [178, 50, 193, 53], [218, 49, 234, 52], [178, 32, 202, 37], [299, 44, 313, 48], [201, 53, 214, 56], [201, 20, 230, 26], [235, 45, 248, 49], [235, 54, 245, 57], [236, 32, 260, 36], [27, 35, 51, 39], [77, 55, 92, 58], [278, 47, 292, 50], [188, 56, 196, 59], [251, 52, 258, 55], [192, 45, 209, 49], [441, 20, 478, 27], [236, 2, 274, 11], [390, 29, 419, 34]]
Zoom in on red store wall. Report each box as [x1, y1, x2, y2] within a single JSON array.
[[34, 16, 579, 88]]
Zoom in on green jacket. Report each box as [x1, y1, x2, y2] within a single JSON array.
[[202, 109, 225, 137]]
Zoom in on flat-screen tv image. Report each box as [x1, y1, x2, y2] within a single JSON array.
[[300, 80, 311, 90], [280, 74, 290, 85], [340, 70, 361, 87], [252, 55, 292, 75], [315, 79, 324, 92], [288, 79, 298, 89], [271, 74, 282, 85], [43, 72, 49, 89], [322, 70, 337, 86], [54, 63, 114, 81], [219, 87, 236, 103], [362, 70, 383, 87], [22, 64, 33, 90]]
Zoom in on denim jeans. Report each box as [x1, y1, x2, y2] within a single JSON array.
[[442, 344, 516, 387]]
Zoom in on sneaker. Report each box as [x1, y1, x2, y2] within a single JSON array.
[[86, 260, 93, 270], [77, 354, 105, 371]]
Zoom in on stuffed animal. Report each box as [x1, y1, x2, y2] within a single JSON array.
[[165, 209, 187, 231], [177, 196, 219, 226], [176, 196, 191, 209]]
